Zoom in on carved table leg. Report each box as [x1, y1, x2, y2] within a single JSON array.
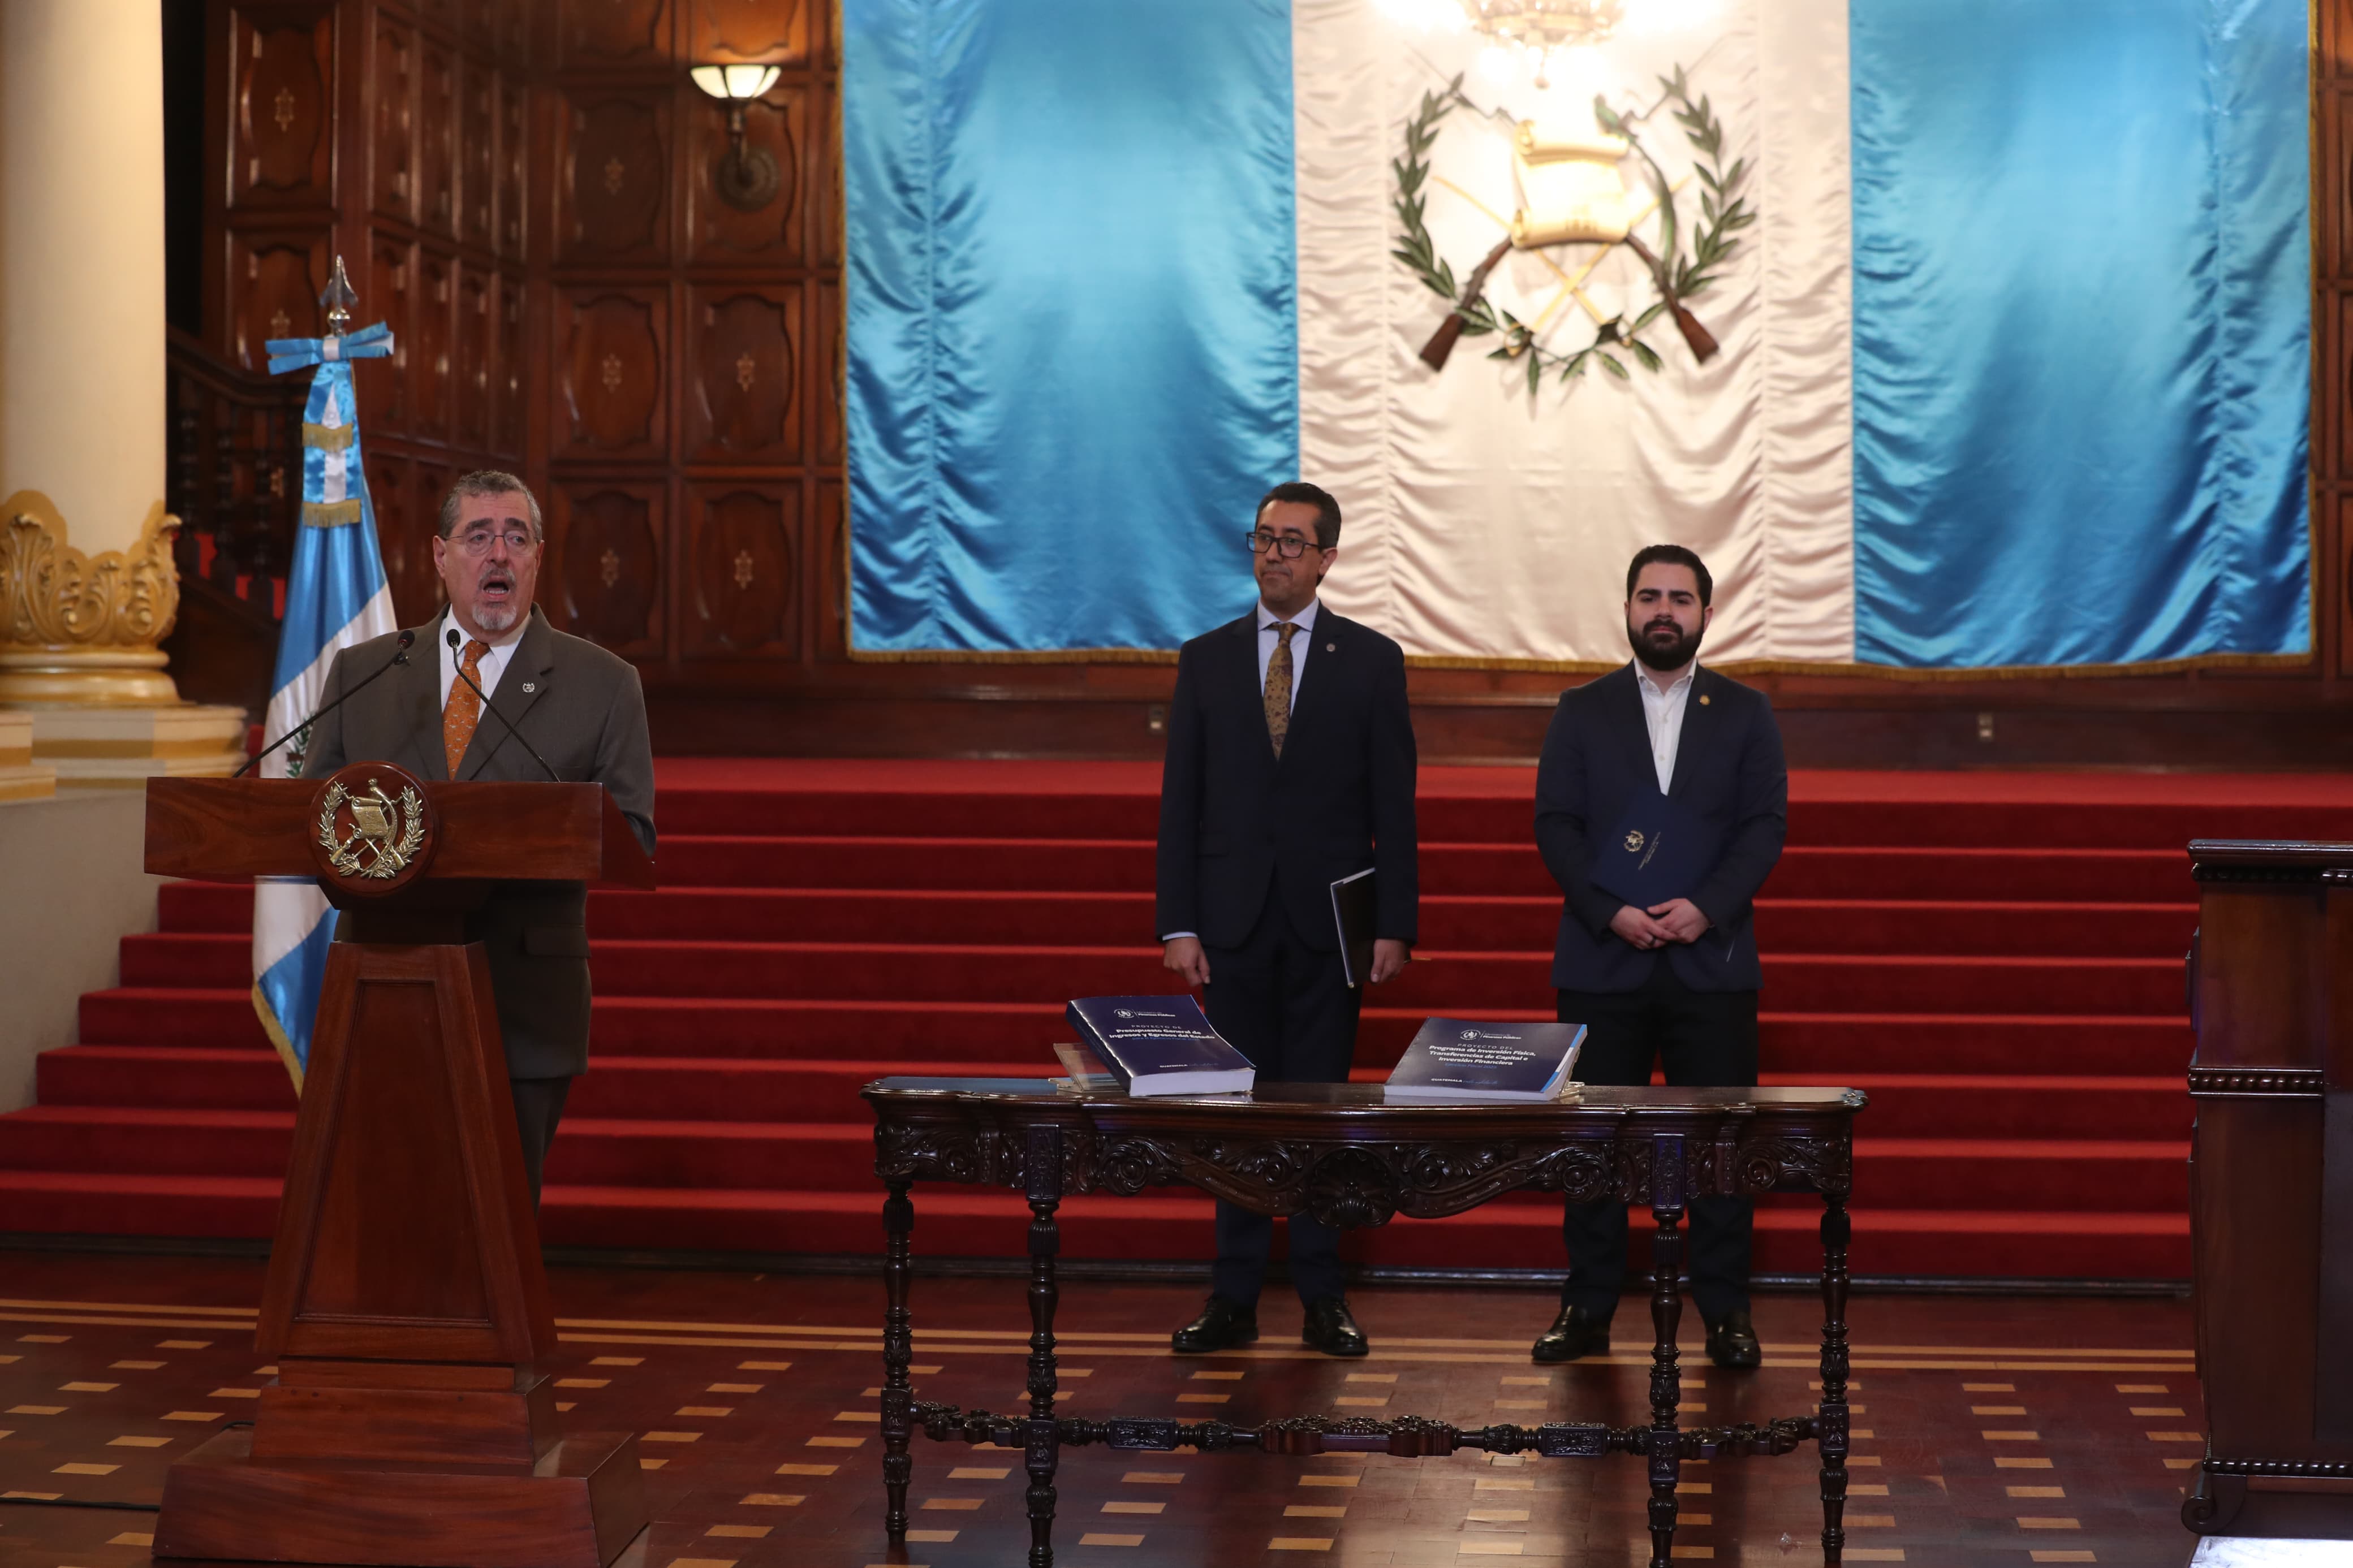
[[1817, 1191, 1852, 1565], [1645, 1133, 1687, 1568], [882, 1179, 915, 1538], [1024, 1126, 1065, 1568]]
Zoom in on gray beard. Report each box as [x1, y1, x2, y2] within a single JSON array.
[[470, 599, 522, 635]]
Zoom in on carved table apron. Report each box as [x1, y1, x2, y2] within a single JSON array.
[[864, 1079, 1867, 1568]]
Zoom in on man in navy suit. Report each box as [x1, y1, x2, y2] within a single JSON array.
[[1155, 481, 1419, 1358], [1529, 545, 1788, 1370]]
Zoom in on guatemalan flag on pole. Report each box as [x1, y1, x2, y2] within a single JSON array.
[[253, 268, 397, 1088]]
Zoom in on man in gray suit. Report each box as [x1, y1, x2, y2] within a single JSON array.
[[300, 469, 656, 1203]]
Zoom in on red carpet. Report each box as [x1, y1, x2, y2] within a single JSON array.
[[7, 760, 2351, 1280]]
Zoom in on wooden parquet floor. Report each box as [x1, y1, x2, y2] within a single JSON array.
[[0, 1250, 2200, 1567]]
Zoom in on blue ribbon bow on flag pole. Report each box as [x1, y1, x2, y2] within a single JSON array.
[[249, 316, 398, 1088]]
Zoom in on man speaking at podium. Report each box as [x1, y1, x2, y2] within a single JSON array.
[[300, 469, 656, 1204], [1156, 482, 1418, 1359], [1530, 545, 1786, 1371]]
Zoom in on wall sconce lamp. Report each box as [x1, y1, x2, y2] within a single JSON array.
[[691, 63, 784, 210]]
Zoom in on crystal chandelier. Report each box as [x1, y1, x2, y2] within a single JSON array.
[[1378, 0, 1626, 87]]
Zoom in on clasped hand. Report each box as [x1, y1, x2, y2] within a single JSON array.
[[1610, 899, 1709, 951]]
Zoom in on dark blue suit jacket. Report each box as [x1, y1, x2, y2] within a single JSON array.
[[1534, 663, 1787, 993], [1156, 608, 1419, 950]]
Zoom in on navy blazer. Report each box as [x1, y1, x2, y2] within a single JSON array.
[[1156, 608, 1418, 951], [1533, 663, 1787, 993]]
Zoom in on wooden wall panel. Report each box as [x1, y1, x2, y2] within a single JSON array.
[[549, 484, 665, 655], [369, 14, 414, 222], [693, 0, 807, 62], [559, 94, 671, 264], [559, 290, 667, 459], [688, 91, 804, 261], [687, 288, 798, 463], [685, 485, 799, 656], [230, 8, 336, 209], [226, 232, 327, 369], [558, 0, 671, 68], [417, 39, 458, 236]]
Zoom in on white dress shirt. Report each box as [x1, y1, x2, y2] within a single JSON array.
[[1636, 661, 1697, 794], [437, 610, 526, 711], [1256, 597, 1320, 711]]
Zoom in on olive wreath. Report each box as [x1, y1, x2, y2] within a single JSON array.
[[1393, 66, 1755, 395]]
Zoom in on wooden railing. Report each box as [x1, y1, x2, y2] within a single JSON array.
[[166, 326, 303, 620]]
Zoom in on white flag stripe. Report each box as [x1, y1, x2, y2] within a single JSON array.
[[1295, 0, 1855, 666]]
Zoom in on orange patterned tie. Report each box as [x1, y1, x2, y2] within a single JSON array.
[[442, 637, 490, 777], [1264, 621, 1299, 758]]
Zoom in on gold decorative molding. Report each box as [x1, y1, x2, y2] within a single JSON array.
[[0, 491, 183, 706]]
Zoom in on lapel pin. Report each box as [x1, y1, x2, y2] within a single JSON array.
[[1699, 694, 1710, 705], [522, 681, 536, 694], [1325, 642, 1335, 653]]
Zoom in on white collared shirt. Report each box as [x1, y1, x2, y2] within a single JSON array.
[[1256, 597, 1320, 711], [1637, 661, 1698, 794], [437, 610, 527, 711]]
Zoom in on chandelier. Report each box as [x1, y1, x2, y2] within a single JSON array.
[[1378, 0, 1626, 86]]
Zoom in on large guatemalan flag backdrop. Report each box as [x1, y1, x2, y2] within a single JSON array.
[[843, 0, 2311, 672]]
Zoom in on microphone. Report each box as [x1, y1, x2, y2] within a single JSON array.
[[446, 626, 561, 782], [235, 629, 415, 779]]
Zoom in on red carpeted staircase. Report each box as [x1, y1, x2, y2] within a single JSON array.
[[7, 759, 2350, 1281]]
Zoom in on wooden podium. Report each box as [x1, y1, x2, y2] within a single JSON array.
[[142, 766, 655, 1568], [2182, 840, 2353, 1541]]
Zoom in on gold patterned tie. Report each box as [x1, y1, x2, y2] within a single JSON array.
[[1264, 621, 1299, 758], [442, 638, 490, 777]]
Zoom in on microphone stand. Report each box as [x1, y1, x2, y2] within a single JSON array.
[[446, 626, 562, 783], [234, 629, 416, 779]]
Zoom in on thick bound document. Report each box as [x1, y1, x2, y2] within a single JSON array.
[[1330, 866, 1377, 986], [1066, 995, 1255, 1097], [1384, 1017, 1587, 1102], [1589, 788, 1715, 909]]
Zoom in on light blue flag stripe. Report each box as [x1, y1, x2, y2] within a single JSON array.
[[843, 0, 1299, 654], [254, 894, 338, 1082], [1850, 0, 2310, 668]]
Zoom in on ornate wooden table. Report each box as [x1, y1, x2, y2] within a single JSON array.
[[864, 1078, 1868, 1568]]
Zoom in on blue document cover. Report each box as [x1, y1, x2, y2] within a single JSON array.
[[1065, 996, 1255, 1098], [1383, 1018, 1587, 1102], [1588, 788, 1716, 910]]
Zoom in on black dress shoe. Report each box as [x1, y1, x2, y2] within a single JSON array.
[[1705, 1307, 1762, 1370], [1171, 1296, 1259, 1354], [1300, 1297, 1369, 1358], [1530, 1303, 1612, 1363]]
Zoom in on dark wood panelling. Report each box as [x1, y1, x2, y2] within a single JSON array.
[[559, 290, 667, 459], [495, 276, 527, 459], [559, 94, 670, 264], [689, 90, 805, 261], [693, 0, 807, 62], [230, 9, 335, 209], [498, 78, 529, 257], [456, 265, 494, 451], [462, 63, 497, 251], [412, 249, 456, 442], [685, 484, 799, 657], [363, 234, 411, 432], [812, 277, 841, 464], [559, 0, 671, 68], [418, 40, 458, 236], [369, 14, 413, 222], [550, 484, 665, 656], [226, 232, 326, 370], [687, 288, 798, 462]]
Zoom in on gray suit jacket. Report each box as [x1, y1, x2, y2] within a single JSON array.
[[299, 604, 657, 1078]]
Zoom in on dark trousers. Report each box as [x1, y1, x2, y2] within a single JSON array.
[[1558, 964, 1757, 1325], [510, 1075, 572, 1208], [1200, 896, 1363, 1308]]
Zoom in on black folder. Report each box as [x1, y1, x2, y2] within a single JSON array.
[[1330, 866, 1377, 987], [1589, 789, 1714, 910]]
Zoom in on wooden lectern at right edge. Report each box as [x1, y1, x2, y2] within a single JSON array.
[[143, 764, 654, 1568], [2183, 840, 2353, 1545]]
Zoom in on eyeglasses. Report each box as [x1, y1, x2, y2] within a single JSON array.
[[453, 525, 537, 556], [1244, 529, 1321, 559]]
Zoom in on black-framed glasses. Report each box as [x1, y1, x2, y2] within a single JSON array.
[[1244, 529, 1319, 559]]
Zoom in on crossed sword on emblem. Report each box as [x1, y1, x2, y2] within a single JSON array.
[[1416, 71, 1723, 373]]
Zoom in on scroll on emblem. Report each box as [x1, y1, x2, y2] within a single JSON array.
[[307, 761, 438, 892]]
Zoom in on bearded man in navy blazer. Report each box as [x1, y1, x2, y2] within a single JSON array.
[[1155, 481, 1418, 1359], [1529, 545, 1787, 1371]]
